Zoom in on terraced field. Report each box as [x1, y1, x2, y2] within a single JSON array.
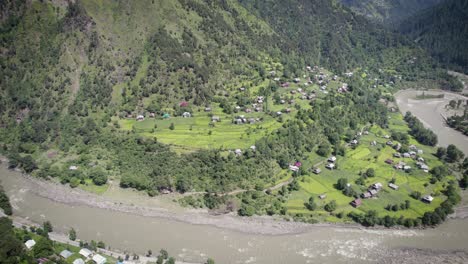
[[284, 112, 451, 222]]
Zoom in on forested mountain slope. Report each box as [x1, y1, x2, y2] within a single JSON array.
[[398, 0, 468, 73], [340, 0, 443, 25]]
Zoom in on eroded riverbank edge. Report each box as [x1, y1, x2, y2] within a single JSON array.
[[2, 157, 468, 237]]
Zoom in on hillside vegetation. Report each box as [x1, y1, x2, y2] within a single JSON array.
[[398, 0, 468, 74], [340, 0, 443, 25], [0, 0, 464, 226]]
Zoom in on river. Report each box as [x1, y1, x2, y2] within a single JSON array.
[[395, 89, 468, 155], [1, 165, 468, 264]]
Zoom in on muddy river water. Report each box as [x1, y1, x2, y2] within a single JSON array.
[[395, 89, 468, 155], [0, 90, 467, 264]]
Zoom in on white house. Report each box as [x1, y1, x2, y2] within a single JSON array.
[[69, 165, 78, 171], [25, 239, 36, 250], [422, 195, 434, 203], [289, 165, 299, 172], [182, 112, 191, 118], [92, 254, 107, 264], [73, 259, 85, 264], [234, 149, 242, 156], [60, 250, 73, 259], [328, 156, 337, 163], [79, 248, 92, 258], [325, 163, 335, 170], [136, 115, 145, 121]]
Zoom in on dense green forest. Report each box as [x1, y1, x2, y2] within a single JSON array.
[[0, 0, 465, 226], [340, 0, 443, 25], [398, 0, 468, 73]]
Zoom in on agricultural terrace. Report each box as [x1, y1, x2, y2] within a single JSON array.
[[284, 111, 452, 223], [116, 67, 344, 151]]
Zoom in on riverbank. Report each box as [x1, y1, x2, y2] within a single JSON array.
[[3, 156, 468, 263], [0, 161, 320, 236], [0, 212, 197, 264], [394, 89, 468, 155], [3, 156, 468, 236]]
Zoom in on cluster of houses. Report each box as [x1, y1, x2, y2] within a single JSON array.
[[78, 248, 107, 264], [361, 182, 383, 199], [386, 144, 429, 173], [325, 156, 336, 170], [24, 240, 107, 264], [232, 115, 261, 125], [134, 112, 171, 121]]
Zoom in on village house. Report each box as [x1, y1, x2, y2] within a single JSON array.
[[73, 259, 85, 264], [204, 107, 212, 112], [386, 140, 393, 146], [281, 82, 290, 88], [422, 195, 434, 203], [369, 189, 378, 197], [60, 250, 73, 259], [313, 168, 322, 174], [393, 153, 402, 158], [350, 139, 358, 145], [325, 163, 335, 170], [25, 239, 36, 250], [289, 165, 299, 172], [211, 116, 220, 122], [370, 140, 377, 146], [351, 198, 362, 207], [361, 192, 372, 199], [136, 115, 145, 121], [384, 135, 390, 139], [276, 111, 282, 116], [79, 248, 92, 259], [92, 254, 107, 264], [234, 149, 242, 156], [182, 112, 191, 118], [393, 143, 402, 151], [69, 165, 78, 171], [328, 156, 337, 163], [274, 77, 281, 82], [385, 159, 394, 165], [149, 112, 155, 118], [371, 182, 383, 190], [319, 194, 327, 199], [403, 153, 411, 158], [404, 165, 412, 172], [239, 87, 246, 91], [245, 108, 252, 113], [294, 78, 301, 83], [250, 145, 256, 151], [388, 183, 399, 190]]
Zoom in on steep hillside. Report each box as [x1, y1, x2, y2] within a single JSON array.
[[398, 0, 468, 74], [340, 0, 443, 25]]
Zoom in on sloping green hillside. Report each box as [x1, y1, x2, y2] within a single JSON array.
[[0, 0, 463, 225]]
